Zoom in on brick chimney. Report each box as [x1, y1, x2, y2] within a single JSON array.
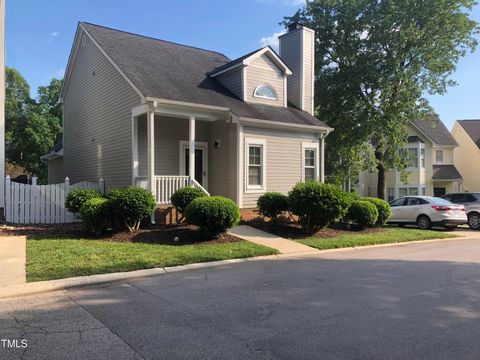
[[279, 23, 315, 115]]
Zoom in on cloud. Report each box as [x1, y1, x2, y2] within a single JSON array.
[[47, 32, 60, 43], [53, 67, 65, 79], [259, 31, 286, 51]]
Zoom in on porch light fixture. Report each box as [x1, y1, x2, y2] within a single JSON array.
[[214, 139, 221, 149]]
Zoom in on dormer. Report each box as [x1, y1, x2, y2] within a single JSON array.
[[209, 47, 292, 107]]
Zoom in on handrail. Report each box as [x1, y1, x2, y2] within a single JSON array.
[[190, 178, 210, 196]]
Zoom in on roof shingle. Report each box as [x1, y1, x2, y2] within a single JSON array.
[[411, 116, 457, 146], [458, 120, 480, 149], [432, 165, 463, 180], [80, 22, 327, 128]]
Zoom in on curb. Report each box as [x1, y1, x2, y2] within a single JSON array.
[[0, 255, 280, 299], [1, 234, 478, 299]]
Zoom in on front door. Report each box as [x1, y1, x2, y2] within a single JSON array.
[[185, 148, 204, 186], [434, 187, 446, 197]]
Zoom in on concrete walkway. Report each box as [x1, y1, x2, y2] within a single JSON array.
[[0, 236, 26, 287], [229, 225, 317, 254]]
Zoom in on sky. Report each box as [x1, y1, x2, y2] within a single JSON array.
[[6, 0, 480, 130]]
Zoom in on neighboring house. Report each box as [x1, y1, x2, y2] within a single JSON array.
[[42, 22, 332, 209], [451, 120, 480, 192], [359, 117, 462, 200]]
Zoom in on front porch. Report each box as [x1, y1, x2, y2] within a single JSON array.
[[131, 102, 238, 205]]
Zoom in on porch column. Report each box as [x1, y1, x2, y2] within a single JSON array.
[[189, 116, 196, 183], [131, 114, 138, 184], [147, 109, 155, 197], [320, 132, 326, 183]]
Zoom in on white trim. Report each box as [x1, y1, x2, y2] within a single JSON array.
[[301, 142, 320, 182], [283, 74, 288, 107], [242, 66, 248, 101], [210, 47, 292, 77], [237, 124, 244, 207], [179, 140, 209, 190], [244, 137, 267, 193], [253, 84, 278, 101], [132, 104, 149, 117], [147, 108, 156, 198], [146, 97, 229, 112], [239, 116, 333, 132], [300, 29, 305, 112], [131, 113, 139, 184], [310, 30, 315, 115]]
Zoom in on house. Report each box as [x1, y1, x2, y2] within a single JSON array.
[[359, 116, 462, 200], [42, 22, 332, 210], [451, 120, 480, 192]]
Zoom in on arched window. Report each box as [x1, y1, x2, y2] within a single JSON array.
[[253, 84, 278, 100]]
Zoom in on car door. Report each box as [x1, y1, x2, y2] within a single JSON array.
[[389, 198, 406, 222], [402, 197, 422, 222]]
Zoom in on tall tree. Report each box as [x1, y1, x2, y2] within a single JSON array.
[[5, 68, 63, 181], [284, 0, 479, 199]]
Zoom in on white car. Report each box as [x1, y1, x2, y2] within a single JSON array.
[[388, 196, 467, 230]]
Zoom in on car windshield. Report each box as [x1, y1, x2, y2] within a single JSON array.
[[430, 197, 453, 205]]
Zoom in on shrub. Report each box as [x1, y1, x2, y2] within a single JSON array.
[[171, 186, 208, 213], [185, 196, 240, 237], [347, 200, 378, 229], [65, 188, 101, 214], [108, 186, 156, 232], [257, 192, 288, 224], [288, 182, 350, 234], [79, 197, 111, 234], [362, 197, 391, 225]]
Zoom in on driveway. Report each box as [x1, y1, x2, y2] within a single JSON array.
[[1, 237, 480, 359]]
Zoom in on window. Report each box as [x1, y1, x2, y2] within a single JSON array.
[[421, 148, 425, 168], [436, 150, 444, 163], [302, 142, 319, 181], [407, 148, 418, 168], [387, 187, 395, 202], [253, 84, 278, 100], [245, 138, 266, 192], [398, 187, 419, 196], [399, 187, 408, 197]]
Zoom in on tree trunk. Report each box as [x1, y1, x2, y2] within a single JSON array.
[[375, 147, 387, 200]]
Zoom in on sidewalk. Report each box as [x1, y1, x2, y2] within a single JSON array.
[[0, 236, 26, 287], [229, 225, 318, 255]]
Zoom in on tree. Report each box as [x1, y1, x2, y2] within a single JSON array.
[[5, 67, 63, 182], [284, 0, 479, 199]]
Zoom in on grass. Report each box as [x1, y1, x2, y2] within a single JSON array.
[[26, 237, 277, 282], [297, 227, 460, 251]]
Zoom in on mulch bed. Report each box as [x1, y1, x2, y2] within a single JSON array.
[[0, 223, 242, 245], [244, 216, 384, 239]]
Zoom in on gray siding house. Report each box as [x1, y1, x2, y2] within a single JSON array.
[[43, 22, 332, 209]]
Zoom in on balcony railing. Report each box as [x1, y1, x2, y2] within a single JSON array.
[[135, 175, 209, 205]]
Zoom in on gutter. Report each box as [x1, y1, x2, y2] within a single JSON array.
[[239, 116, 334, 134]]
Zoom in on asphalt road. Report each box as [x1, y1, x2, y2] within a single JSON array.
[[2, 237, 480, 360]]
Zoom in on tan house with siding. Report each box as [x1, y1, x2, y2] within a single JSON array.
[[451, 120, 480, 192], [42, 22, 332, 209], [359, 117, 462, 200]]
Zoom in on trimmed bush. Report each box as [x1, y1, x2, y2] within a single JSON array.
[[171, 187, 208, 213], [185, 196, 240, 237], [79, 197, 111, 234], [65, 188, 101, 214], [347, 200, 378, 229], [108, 186, 156, 232], [362, 197, 391, 225], [257, 192, 288, 224], [288, 182, 350, 234]]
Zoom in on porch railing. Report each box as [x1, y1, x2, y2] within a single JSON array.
[[135, 175, 209, 205]]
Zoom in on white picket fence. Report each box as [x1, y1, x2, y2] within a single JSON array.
[[5, 176, 105, 224]]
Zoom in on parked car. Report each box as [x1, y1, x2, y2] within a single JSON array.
[[441, 192, 480, 230], [388, 196, 467, 230]]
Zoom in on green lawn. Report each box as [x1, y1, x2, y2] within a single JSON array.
[[26, 237, 277, 282], [297, 227, 460, 250]]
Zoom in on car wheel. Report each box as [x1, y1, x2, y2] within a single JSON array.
[[444, 226, 457, 231], [468, 212, 480, 230], [417, 215, 431, 230]]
